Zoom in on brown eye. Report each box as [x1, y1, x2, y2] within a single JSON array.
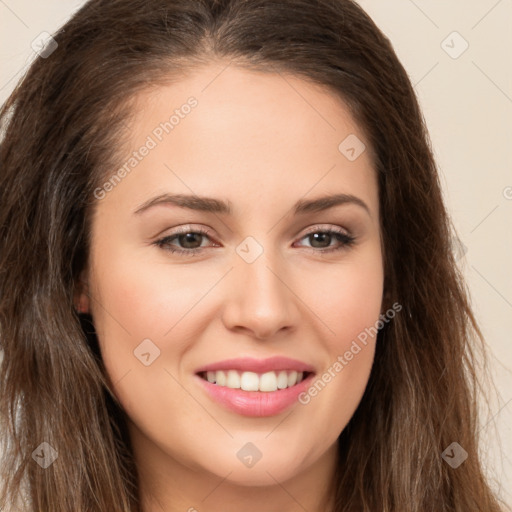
[[307, 232, 333, 249], [296, 228, 356, 253], [174, 232, 205, 249], [154, 227, 217, 256]]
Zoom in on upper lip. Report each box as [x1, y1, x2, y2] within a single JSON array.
[[195, 356, 315, 374]]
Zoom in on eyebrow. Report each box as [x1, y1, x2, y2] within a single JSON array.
[[133, 192, 371, 217]]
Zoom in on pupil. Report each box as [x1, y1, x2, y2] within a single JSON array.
[[180, 233, 202, 249], [310, 232, 331, 248]]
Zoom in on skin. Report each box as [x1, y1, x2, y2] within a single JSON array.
[[76, 60, 384, 512]]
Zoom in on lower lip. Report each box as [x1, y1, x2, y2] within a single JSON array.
[[195, 373, 314, 417]]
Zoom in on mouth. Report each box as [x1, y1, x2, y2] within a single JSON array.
[[194, 356, 316, 416], [196, 369, 314, 392]]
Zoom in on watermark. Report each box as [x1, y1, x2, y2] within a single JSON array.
[[441, 31, 469, 60], [133, 338, 161, 366], [503, 186, 512, 200], [441, 442, 468, 468], [298, 301, 402, 405], [236, 236, 264, 263], [236, 442, 262, 468], [32, 442, 58, 469], [93, 97, 198, 200], [451, 234, 467, 261], [31, 31, 58, 58], [338, 133, 366, 161]]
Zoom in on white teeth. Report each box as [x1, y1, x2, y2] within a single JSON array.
[[216, 370, 226, 386], [240, 371, 259, 391], [202, 369, 309, 392], [259, 371, 278, 392], [276, 371, 288, 389], [287, 370, 298, 387], [226, 370, 240, 389]]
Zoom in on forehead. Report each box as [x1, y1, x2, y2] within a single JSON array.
[[96, 61, 378, 218]]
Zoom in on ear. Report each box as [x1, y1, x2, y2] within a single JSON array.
[[380, 283, 393, 317], [74, 269, 91, 314]]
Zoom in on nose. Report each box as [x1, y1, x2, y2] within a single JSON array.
[[221, 252, 300, 340]]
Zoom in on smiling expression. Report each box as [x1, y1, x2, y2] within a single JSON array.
[[78, 60, 384, 494]]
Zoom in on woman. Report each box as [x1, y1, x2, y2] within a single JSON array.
[[0, 0, 507, 510]]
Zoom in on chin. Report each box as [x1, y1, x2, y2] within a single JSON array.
[[214, 461, 300, 487]]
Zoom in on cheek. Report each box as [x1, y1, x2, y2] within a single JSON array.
[[91, 247, 213, 340], [305, 246, 384, 347], [86, 248, 186, 388], [296, 247, 383, 422], [88, 251, 206, 430]]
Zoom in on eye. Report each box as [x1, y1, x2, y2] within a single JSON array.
[[153, 226, 217, 256], [153, 225, 356, 257], [294, 226, 356, 254]]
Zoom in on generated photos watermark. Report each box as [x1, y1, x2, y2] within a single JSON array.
[[298, 301, 402, 405], [93, 96, 198, 200]]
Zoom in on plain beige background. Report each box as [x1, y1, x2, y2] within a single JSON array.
[[0, 0, 511, 507]]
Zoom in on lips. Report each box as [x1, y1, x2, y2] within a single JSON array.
[[194, 356, 316, 417], [194, 356, 315, 374]]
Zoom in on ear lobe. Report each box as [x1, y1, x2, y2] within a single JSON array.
[[74, 270, 91, 314], [75, 294, 90, 314], [380, 285, 393, 316]]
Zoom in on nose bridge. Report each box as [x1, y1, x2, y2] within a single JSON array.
[[222, 243, 297, 338]]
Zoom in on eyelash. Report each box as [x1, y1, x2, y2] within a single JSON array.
[[153, 225, 356, 257]]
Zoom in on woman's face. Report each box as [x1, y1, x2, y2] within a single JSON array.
[[79, 61, 384, 495]]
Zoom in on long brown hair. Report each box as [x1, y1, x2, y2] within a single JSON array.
[[0, 1, 507, 510]]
